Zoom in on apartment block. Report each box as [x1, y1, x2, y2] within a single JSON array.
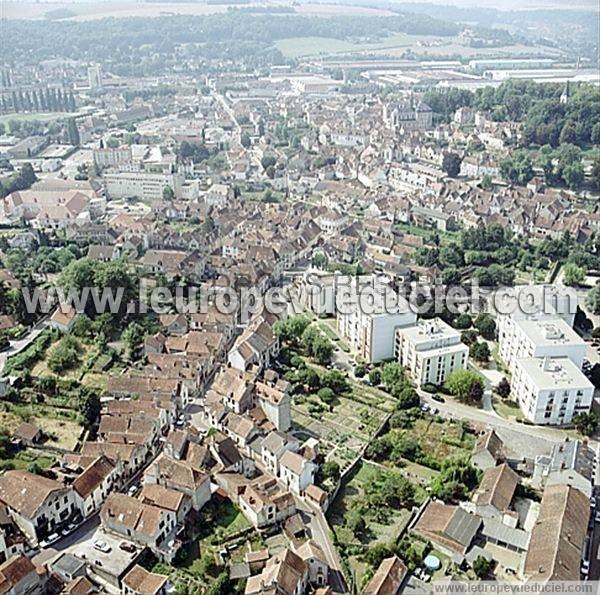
[[511, 357, 594, 425], [395, 318, 468, 387]]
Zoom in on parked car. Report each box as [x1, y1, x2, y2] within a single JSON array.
[[93, 540, 111, 553], [119, 542, 136, 553], [431, 394, 445, 403]]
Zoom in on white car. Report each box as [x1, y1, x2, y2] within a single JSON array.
[[596, 510, 600, 523], [581, 560, 590, 576], [590, 496, 596, 509], [93, 540, 111, 553]]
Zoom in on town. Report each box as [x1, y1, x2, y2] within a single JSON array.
[[0, 1, 599, 594]]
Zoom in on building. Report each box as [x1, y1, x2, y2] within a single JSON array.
[[104, 170, 184, 201], [523, 484, 589, 582], [0, 471, 77, 545], [100, 493, 178, 562], [0, 555, 46, 595], [511, 356, 594, 425], [472, 464, 519, 525], [499, 317, 586, 373], [533, 439, 596, 497], [122, 565, 168, 595], [394, 318, 468, 387], [362, 556, 408, 595], [337, 279, 416, 363], [73, 456, 122, 518], [278, 451, 316, 494], [383, 99, 433, 132], [471, 430, 504, 471]]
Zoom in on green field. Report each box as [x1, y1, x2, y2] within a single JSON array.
[[275, 33, 437, 59], [0, 112, 73, 126]]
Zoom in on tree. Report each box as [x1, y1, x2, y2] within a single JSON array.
[[240, 133, 251, 148], [368, 368, 382, 386], [473, 556, 494, 579], [592, 327, 600, 339], [317, 387, 335, 405], [48, 335, 80, 373], [572, 412, 598, 437], [454, 313, 472, 329], [444, 369, 484, 403], [354, 363, 366, 378], [562, 262, 586, 287], [346, 508, 366, 537], [585, 285, 600, 314], [470, 341, 490, 363], [442, 152, 462, 177], [122, 322, 144, 360], [322, 460, 340, 482], [323, 370, 349, 394], [274, 316, 310, 344], [396, 387, 420, 409], [81, 390, 101, 427], [496, 377, 511, 399], [162, 185, 175, 201], [381, 362, 405, 392], [66, 118, 80, 146], [474, 313, 496, 340]]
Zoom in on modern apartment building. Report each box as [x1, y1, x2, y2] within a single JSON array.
[[394, 318, 468, 387], [511, 356, 594, 425]]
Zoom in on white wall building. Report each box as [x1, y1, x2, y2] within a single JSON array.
[[395, 318, 469, 387], [335, 276, 417, 363], [498, 317, 586, 373], [511, 357, 594, 425], [104, 170, 184, 201]]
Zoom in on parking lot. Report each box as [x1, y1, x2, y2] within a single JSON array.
[[64, 527, 142, 586]]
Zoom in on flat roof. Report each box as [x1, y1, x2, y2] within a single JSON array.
[[516, 318, 584, 348], [516, 357, 594, 391]]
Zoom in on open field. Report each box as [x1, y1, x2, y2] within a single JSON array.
[[0, 112, 74, 125], [33, 416, 83, 451], [275, 33, 439, 59], [5, 2, 394, 22]]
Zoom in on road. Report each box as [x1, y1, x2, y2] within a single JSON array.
[[0, 318, 48, 375], [417, 389, 590, 459], [295, 497, 348, 594]]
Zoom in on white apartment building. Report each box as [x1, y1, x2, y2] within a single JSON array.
[[511, 357, 594, 425], [498, 317, 586, 373], [337, 281, 416, 363], [104, 170, 184, 201], [395, 318, 469, 387]]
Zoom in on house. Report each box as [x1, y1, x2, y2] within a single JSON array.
[[73, 456, 122, 518], [295, 540, 329, 588], [412, 501, 480, 558], [533, 439, 596, 498], [228, 316, 279, 372], [64, 576, 98, 595], [471, 430, 504, 471], [12, 423, 43, 447], [0, 471, 77, 544], [238, 477, 296, 530], [261, 432, 299, 476], [278, 451, 316, 494], [523, 484, 589, 582], [254, 380, 292, 432], [122, 565, 168, 595], [49, 553, 87, 584], [100, 493, 178, 562], [244, 548, 307, 595], [138, 484, 190, 526], [144, 454, 211, 511], [472, 464, 519, 524], [0, 555, 46, 595], [50, 307, 79, 333], [362, 556, 408, 595]]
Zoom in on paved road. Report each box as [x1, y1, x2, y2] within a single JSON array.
[[0, 319, 48, 375]]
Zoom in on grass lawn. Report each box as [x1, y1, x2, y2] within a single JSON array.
[[404, 417, 475, 461], [33, 416, 83, 451], [492, 396, 523, 422]]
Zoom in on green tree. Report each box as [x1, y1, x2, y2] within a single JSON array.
[[444, 369, 484, 403], [585, 285, 600, 314], [162, 185, 175, 201], [474, 313, 496, 339], [562, 262, 586, 287], [66, 118, 80, 146], [473, 556, 494, 579], [322, 460, 341, 482], [122, 322, 144, 360], [470, 341, 490, 363], [572, 412, 598, 436], [496, 377, 511, 399], [368, 368, 382, 386], [442, 152, 462, 177]]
